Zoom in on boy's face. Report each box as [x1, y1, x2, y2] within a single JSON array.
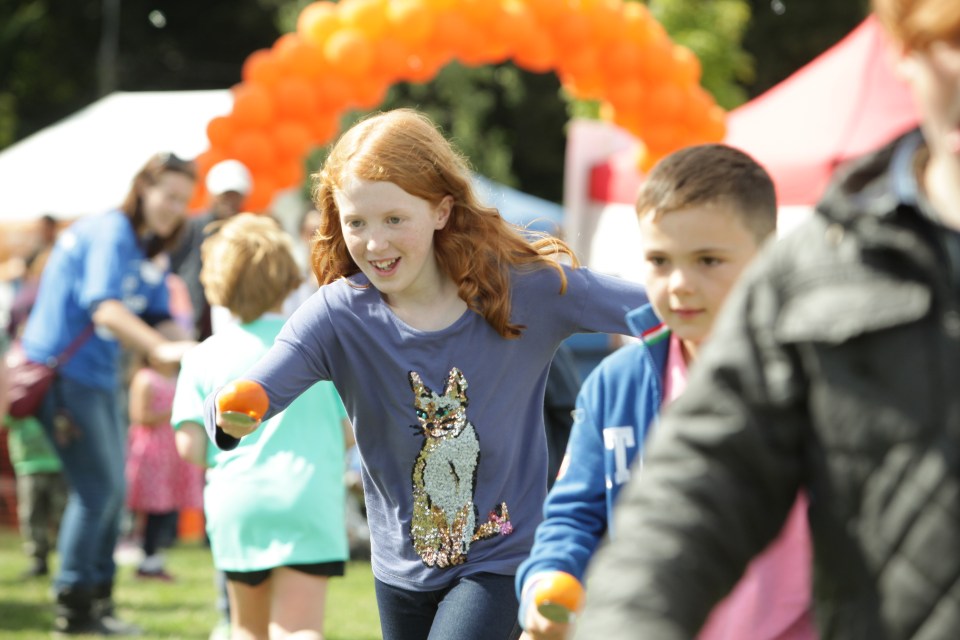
[[639, 204, 762, 353]]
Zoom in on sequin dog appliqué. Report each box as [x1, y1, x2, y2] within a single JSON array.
[[408, 367, 512, 568]]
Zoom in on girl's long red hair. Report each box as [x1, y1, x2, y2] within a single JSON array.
[[311, 108, 577, 339]]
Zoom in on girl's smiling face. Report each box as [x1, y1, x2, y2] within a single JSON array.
[[335, 177, 452, 306]]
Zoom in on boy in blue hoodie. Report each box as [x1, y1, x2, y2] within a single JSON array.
[[516, 144, 814, 639]]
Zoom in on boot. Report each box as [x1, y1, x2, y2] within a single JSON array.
[[53, 585, 102, 635], [92, 582, 143, 636]]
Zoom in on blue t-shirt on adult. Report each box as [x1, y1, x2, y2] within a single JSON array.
[[22, 209, 170, 390]]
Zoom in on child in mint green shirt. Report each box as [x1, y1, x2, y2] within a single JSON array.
[[171, 214, 349, 640]]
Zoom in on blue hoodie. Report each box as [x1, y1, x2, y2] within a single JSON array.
[[515, 303, 669, 611]]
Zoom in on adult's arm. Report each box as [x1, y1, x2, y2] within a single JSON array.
[[92, 299, 195, 366], [573, 257, 808, 639]]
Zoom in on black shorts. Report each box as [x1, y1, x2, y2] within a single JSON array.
[[225, 561, 346, 587]]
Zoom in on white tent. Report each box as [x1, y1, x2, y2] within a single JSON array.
[[0, 90, 233, 222], [0, 90, 566, 233]]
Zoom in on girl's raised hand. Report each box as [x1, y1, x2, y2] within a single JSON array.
[[216, 379, 269, 438]]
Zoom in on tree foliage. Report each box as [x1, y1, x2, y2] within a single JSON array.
[[1, 0, 874, 205], [0, 0, 280, 147], [743, 0, 869, 96]]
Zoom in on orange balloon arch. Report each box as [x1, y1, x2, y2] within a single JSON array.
[[193, 0, 726, 212]]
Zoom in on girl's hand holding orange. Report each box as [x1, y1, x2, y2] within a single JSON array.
[[216, 379, 269, 438]]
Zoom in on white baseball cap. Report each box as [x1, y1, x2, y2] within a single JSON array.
[[205, 159, 252, 196]]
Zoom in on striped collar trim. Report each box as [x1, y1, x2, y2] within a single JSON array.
[[640, 322, 670, 346]]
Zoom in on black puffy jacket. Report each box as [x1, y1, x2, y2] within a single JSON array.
[[574, 131, 960, 640]]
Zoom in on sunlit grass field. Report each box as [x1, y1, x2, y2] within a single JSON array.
[[0, 527, 381, 639]]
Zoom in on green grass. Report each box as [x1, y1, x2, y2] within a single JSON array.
[[0, 527, 381, 639]]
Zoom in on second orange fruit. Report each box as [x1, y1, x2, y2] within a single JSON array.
[[533, 571, 584, 623]]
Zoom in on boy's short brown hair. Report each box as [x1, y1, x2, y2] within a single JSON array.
[[200, 213, 303, 323], [636, 144, 778, 242], [872, 0, 960, 51]]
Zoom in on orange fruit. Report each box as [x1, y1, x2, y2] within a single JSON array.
[[533, 571, 584, 623], [217, 379, 270, 420]]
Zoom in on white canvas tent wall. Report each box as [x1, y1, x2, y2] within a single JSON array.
[[0, 89, 565, 248], [0, 90, 233, 223]]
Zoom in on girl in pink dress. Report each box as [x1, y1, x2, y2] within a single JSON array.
[[125, 357, 203, 580]]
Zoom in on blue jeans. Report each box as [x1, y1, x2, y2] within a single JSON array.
[[38, 375, 126, 590], [375, 573, 522, 640]]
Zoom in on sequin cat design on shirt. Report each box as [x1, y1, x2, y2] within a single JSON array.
[[408, 367, 513, 568]]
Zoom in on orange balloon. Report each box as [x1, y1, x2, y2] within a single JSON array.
[[388, 0, 435, 46], [639, 124, 685, 160], [242, 49, 282, 87], [605, 78, 645, 112], [672, 45, 702, 88], [622, 2, 665, 48], [229, 129, 276, 173], [551, 12, 591, 51], [513, 29, 555, 73], [703, 105, 728, 142], [272, 159, 306, 190], [644, 83, 685, 122], [314, 73, 353, 112], [351, 76, 389, 111], [403, 51, 451, 84], [600, 38, 643, 82], [206, 115, 236, 149], [243, 174, 278, 213], [217, 380, 269, 420], [324, 28, 374, 77], [297, 1, 341, 46], [273, 120, 314, 160], [231, 84, 274, 128], [193, 148, 228, 176], [525, 0, 567, 28], [582, 0, 623, 41], [274, 35, 327, 81], [495, 3, 537, 58], [308, 112, 341, 147], [557, 49, 603, 98], [459, 0, 498, 26], [339, 0, 388, 40], [371, 37, 412, 81], [273, 76, 319, 121], [678, 85, 715, 129], [636, 39, 674, 85], [188, 188, 206, 212], [430, 10, 473, 61]]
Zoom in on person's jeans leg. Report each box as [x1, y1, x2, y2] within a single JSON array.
[[429, 573, 521, 640], [375, 578, 439, 640], [38, 377, 126, 590], [375, 573, 521, 640]]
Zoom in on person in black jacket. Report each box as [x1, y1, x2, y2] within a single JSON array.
[[573, 0, 960, 638]]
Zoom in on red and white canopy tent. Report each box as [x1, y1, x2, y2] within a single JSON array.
[[564, 15, 920, 281]]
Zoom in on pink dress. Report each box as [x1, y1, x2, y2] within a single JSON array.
[[664, 335, 817, 640], [125, 368, 204, 513]]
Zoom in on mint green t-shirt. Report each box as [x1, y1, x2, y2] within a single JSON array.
[[171, 315, 348, 571]]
